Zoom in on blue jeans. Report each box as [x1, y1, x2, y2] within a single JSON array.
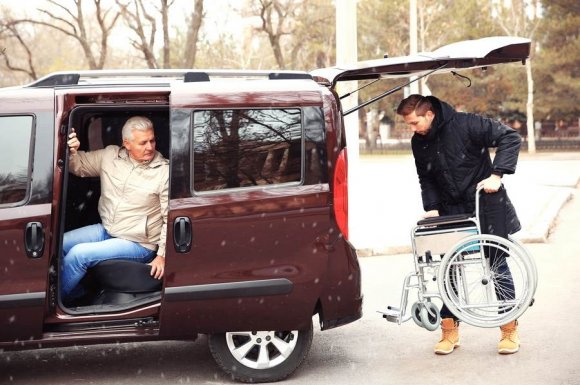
[[61, 223, 156, 299]]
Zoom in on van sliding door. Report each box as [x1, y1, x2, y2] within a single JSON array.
[[160, 83, 329, 335]]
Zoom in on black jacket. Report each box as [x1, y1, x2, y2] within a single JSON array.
[[412, 96, 522, 235]]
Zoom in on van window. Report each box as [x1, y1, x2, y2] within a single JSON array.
[[192, 109, 302, 192], [0, 116, 33, 205]]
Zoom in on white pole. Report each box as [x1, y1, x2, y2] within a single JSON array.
[[336, 0, 361, 247], [409, 0, 419, 95], [526, 59, 536, 153]]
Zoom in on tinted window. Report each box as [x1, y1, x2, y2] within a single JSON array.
[[0, 116, 33, 205], [192, 109, 302, 192]]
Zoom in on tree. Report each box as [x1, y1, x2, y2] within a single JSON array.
[[0, 4, 87, 83], [116, 0, 167, 68], [240, 0, 334, 71], [0, 16, 39, 80], [116, 0, 204, 69], [492, 0, 541, 152], [287, 0, 335, 70], [355, 0, 532, 141], [250, 0, 296, 69], [356, 0, 407, 142], [183, 0, 204, 68], [9, 0, 122, 70], [356, 0, 410, 140], [419, 1, 528, 119], [534, 0, 580, 121]]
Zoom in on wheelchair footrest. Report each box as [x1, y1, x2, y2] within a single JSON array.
[[378, 307, 401, 323]]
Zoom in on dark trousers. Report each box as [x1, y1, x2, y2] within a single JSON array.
[[440, 247, 514, 319], [440, 188, 515, 320]]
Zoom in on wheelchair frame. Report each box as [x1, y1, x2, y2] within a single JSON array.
[[379, 188, 537, 330]]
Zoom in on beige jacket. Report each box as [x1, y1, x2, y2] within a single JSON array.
[[69, 145, 169, 256]]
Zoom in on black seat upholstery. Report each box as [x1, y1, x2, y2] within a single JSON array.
[[90, 259, 162, 293]]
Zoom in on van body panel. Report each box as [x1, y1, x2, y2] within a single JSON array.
[[0, 88, 55, 342]]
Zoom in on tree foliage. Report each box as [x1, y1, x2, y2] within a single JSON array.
[[356, 0, 520, 127], [534, 0, 580, 120], [246, 0, 335, 70]]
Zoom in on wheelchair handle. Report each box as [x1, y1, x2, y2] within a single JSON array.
[[475, 186, 484, 231]]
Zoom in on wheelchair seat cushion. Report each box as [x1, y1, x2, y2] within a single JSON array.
[[90, 259, 162, 293], [417, 214, 473, 227]]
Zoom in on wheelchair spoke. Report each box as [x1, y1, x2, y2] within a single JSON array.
[[438, 234, 536, 328]]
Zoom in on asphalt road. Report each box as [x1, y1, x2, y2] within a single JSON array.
[[2, 187, 579, 384]]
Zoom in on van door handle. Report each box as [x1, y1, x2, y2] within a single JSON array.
[[25, 222, 45, 258], [173, 217, 192, 253]]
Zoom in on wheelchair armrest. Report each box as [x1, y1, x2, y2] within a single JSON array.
[[417, 214, 474, 227]]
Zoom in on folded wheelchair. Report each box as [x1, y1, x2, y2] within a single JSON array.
[[380, 188, 537, 330]]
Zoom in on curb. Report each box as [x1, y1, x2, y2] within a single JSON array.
[[357, 246, 412, 257], [514, 188, 574, 243]]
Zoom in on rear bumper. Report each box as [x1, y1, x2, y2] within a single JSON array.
[[321, 296, 363, 330], [318, 237, 363, 330]]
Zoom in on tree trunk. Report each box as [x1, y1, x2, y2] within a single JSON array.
[[183, 0, 204, 68], [526, 58, 536, 153], [270, 35, 285, 69], [161, 0, 170, 68]]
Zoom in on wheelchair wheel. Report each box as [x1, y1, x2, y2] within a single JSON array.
[[411, 301, 440, 331], [421, 302, 440, 331], [437, 234, 536, 328], [411, 302, 424, 328]]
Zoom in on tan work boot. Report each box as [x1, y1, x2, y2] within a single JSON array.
[[434, 318, 460, 355], [498, 320, 520, 354]]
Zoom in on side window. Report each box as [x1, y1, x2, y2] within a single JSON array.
[[0, 116, 33, 206], [192, 109, 302, 192]]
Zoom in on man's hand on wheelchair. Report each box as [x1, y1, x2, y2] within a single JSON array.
[[477, 174, 502, 193], [422, 209, 440, 219]]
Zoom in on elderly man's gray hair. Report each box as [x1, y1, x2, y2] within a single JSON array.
[[122, 116, 154, 141]]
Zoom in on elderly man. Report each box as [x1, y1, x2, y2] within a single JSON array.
[[62, 116, 168, 302]]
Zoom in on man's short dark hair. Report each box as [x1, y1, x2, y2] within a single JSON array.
[[396, 94, 434, 117]]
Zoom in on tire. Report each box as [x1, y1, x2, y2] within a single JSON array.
[[421, 302, 441, 331], [208, 320, 314, 383], [411, 302, 440, 331], [410, 302, 425, 328], [437, 234, 536, 328]]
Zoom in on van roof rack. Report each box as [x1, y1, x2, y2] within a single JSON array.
[[27, 69, 313, 88]]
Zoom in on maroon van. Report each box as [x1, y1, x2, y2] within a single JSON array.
[[0, 36, 529, 382]]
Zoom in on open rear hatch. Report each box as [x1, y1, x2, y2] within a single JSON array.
[[312, 36, 530, 85], [311, 36, 530, 116]]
